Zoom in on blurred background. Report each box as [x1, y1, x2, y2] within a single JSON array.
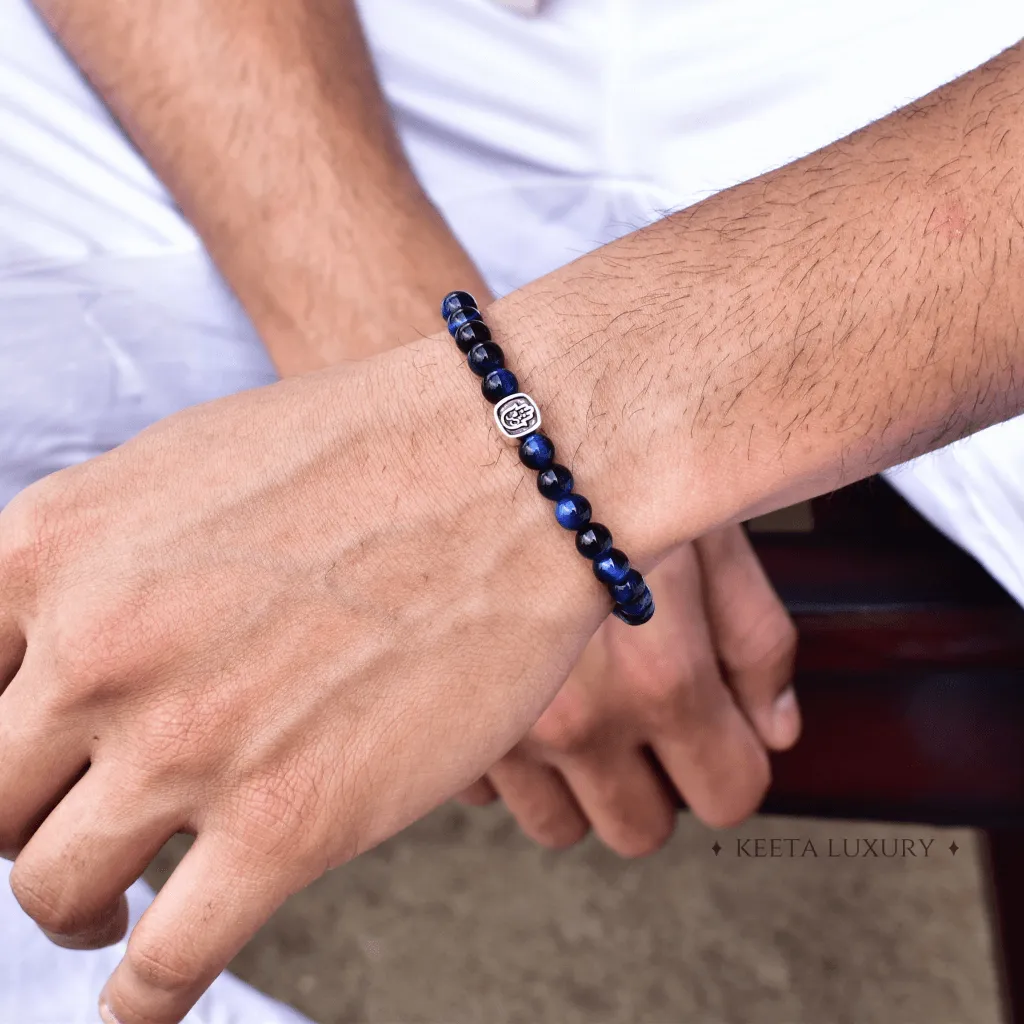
[[149, 808, 998, 1024]]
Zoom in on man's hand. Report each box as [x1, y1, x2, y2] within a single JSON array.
[[27, 0, 799, 959], [459, 527, 800, 855], [0, 341, 626, 1024]]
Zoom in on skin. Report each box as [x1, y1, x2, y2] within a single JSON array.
[[459, 533, 799, 852], [2, 2, 1023, 1022], [26, 0, 494, 373], [21, 0, 800, 873]]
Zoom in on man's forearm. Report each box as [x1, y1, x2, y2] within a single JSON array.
[[33, 0, 488, 373], [476, 39, 1024, 561]]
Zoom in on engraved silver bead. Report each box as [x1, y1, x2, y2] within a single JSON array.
[[494, 393, 542, 439]]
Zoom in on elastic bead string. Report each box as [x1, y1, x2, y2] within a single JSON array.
[[440, 290, 655, 626]]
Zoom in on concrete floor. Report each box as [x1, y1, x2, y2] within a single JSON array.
[[148, 807, 1003, 1024]]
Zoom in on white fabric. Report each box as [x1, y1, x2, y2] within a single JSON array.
[[0, 863, 310, 1024], [885, 421, 1024, 604], [2, 0, 1024, 1019], [492, 0, 542, 13]]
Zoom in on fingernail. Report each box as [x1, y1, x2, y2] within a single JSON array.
[[771, 686, 800, 747], [774, 685, 796, 714], [99, 1000, 121, 1024]]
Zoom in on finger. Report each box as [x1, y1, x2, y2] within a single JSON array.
[[557, 748, 675, 858], [634, 550, 771, 828], [454, 777, 499, 806], [586, 545, 771, 829], [99, 834, 292, 1024], [0, 653, 90, 858], [695, 525, 801, 751], [488, 756, 589, 849], [46, 894, 129, 951], [10, 763, 179, 950], [651, 667, 771, 830]]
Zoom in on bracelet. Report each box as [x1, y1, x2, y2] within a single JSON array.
[[441, 291, 655, 626]]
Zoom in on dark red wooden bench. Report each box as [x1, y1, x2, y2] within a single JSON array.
[[747, 479, 1024, 1020]]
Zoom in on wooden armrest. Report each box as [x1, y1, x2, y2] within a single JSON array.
[[748, 480, 1024, 826]]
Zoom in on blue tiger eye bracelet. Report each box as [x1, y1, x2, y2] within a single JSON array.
[[440, 290, 654, 626]]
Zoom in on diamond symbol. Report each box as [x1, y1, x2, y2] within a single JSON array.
[[712, 842, 722, 856], [950, 841, 959, 856]]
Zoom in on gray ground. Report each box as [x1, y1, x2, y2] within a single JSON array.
[[147, 807, 1003, 1024]]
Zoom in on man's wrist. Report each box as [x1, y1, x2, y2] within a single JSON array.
[[351, 328, 614, 651], [238, 185, 492, 375], [468, 291, 685, 571]]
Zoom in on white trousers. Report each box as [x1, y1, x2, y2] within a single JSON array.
[[2, 0, 1024, 1019]]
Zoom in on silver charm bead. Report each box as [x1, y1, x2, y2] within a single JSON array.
[[494, 393, 542, 439]]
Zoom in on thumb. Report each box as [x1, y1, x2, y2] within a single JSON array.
[[694, 524, 801, 751]]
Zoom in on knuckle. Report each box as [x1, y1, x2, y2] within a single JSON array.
[[530, 698, 594, 756], [0, 475, 90, 589], [129, 683, 241, 783], [729, 606, 798, 676], [581, 780, 676, 859], [51, 614, 121, 689], [499, 768, 588, 849], [44, 593, 172, 707], [763, 613, 799, 663], [41, 611, 142, 716], [125, 934, 197, 992], [0, 498, 27, 573], [615, 641, 700, 715], [607, 818, 675, 859], [10, 865, 83, 936], [695, 752, 772, 830], [633, 658, 710, 726], [0, 485, 54, 585], [528, 811, 588, 850], [638, 659, 691, 711], [51, 589, 161, 689]]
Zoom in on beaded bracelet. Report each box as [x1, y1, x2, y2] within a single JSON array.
[[440, 291, 655, 626]]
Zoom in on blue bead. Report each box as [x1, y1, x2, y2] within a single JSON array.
[[555, 494, 592, 530], [613, 594, 655, 626], [482, 368, 519, 403], [593, 548, 631, 584], [454, 319, 491, 354], [441, 291, 477, 319], [616, 585, 653, 617], [609, 569, 646, 605], [537, 464, 573, 501], [467, 340, 505, 376], [519, 433, 555, 471], [448, 307, 482, 337], [575, 523, 612, 559]]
